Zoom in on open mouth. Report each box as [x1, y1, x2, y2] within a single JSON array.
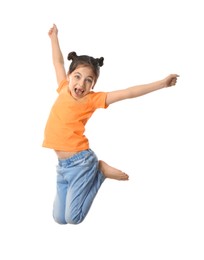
[[74, 88, 84, 96]]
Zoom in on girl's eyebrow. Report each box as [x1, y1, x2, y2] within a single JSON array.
[[74, 72, 81, 75], [74, 71, 93, 79]]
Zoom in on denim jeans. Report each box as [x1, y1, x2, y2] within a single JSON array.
[[53, 149, 105, 224]]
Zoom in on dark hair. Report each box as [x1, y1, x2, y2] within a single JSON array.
[[67, 51, 104, 79]]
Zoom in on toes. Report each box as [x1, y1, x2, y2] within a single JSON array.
[[120, 173, 129, 180]]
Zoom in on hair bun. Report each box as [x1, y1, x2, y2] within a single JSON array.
[[96, 57, 104, 67], [67, 51, 77, 61]]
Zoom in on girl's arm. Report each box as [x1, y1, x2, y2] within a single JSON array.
[[106, 74, 179, 105], [48, 24, 66, 85]]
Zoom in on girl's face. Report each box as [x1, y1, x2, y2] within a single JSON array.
[[67, 65, 96, 100]]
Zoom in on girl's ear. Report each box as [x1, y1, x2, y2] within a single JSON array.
[[91, 79, 96, 89]]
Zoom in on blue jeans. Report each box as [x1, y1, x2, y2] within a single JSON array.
[[53, 149, 105, 225]]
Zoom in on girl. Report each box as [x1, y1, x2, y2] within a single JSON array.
[[42, 24, 179, 225]]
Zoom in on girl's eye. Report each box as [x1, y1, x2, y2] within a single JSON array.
[[86, 78, 93, 84], [74, 75, 80, 80]]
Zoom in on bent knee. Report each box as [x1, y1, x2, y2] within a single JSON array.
[[53, 211, 85, 225], [53, 214, 67, 225], [66, 214, 85, 225]]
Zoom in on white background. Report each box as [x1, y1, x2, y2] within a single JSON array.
[[0, 0, 203, 259]]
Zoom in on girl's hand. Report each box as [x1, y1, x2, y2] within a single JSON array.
[[164, 74, 179, 88], [48, 24, 58, 37]]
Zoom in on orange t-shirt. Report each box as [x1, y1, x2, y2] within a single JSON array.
[[42, 79, 108, 152]]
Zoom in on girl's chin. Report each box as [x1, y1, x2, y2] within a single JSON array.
[[71, 91, 85, 100]]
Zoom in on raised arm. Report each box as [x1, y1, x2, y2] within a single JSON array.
[[48, 24, 66, 85], [106, 74, 179, 105]]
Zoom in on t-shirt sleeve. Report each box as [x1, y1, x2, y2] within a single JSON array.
[[57, 79, 69, 93], [90, 92, 109, 110]]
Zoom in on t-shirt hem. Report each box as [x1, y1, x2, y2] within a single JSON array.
[[42, 143, 89, 152]]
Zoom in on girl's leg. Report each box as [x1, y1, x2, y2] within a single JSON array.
[[53, 170, 69, 224], [65, 150, 105, 224]]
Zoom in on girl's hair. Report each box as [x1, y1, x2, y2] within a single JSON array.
[[67, 51, 104, 79]]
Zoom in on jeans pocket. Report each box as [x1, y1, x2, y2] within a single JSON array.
[[56, 164, 65, 176]]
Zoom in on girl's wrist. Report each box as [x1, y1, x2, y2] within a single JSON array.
[[160, 79, 166, 88]]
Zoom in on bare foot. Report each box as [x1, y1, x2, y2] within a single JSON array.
[[99, 160, 129, 181]]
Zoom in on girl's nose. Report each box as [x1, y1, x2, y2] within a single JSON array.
[[78, 79, 85, 88]]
